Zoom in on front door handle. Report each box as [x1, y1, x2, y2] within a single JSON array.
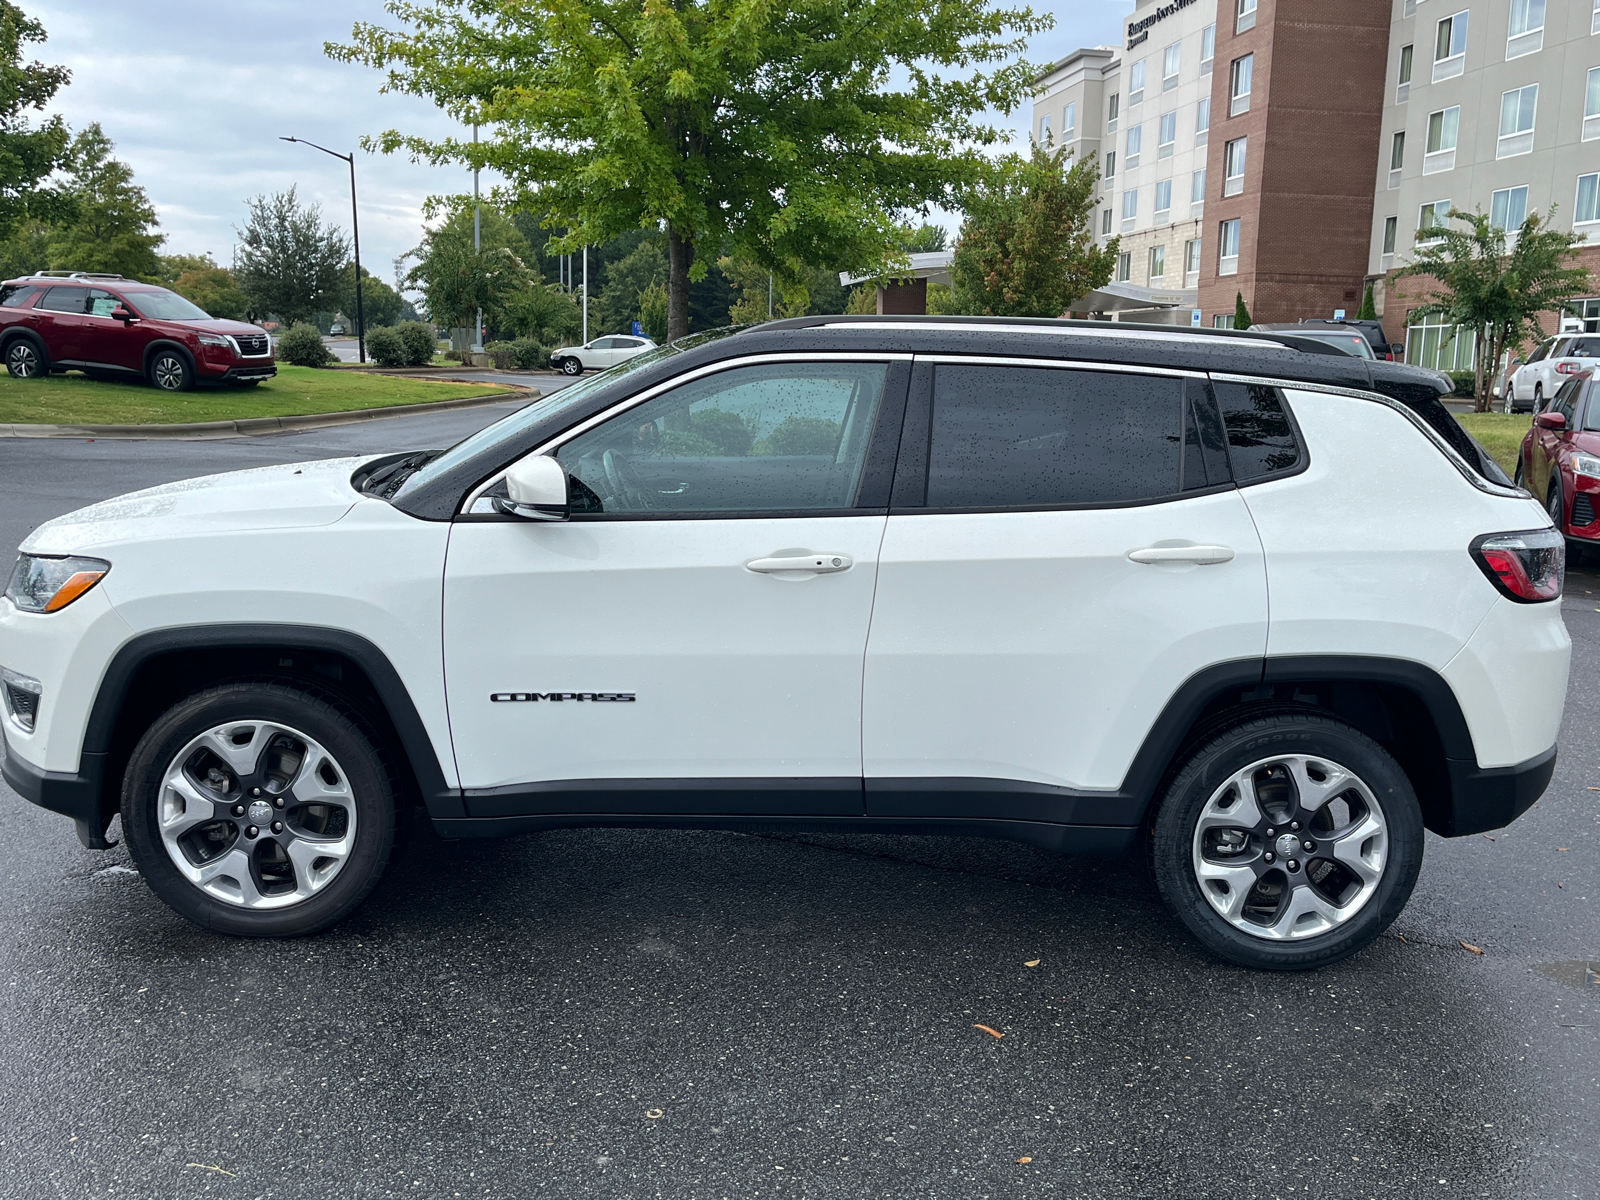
[[1127, 543, 1236, 565], [745, 551, 854, 574]]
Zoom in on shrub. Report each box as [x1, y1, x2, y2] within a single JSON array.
[[395, 321, 437, 366], [1447, 370, 1477, 397], [485, 340, 518, 370], [511, 337, 545, 369], [276, 323, 335, 367], [365, 325, 407, 367]]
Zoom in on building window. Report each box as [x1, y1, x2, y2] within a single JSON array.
[[1433, 11, 1468, 83], [1038, 114, 1051, 143], [1507, 0, 1545, 59], [1425, 106, 1460, 173], [1196, 98, 1211, 147], [1237, 0, 1257, 34], [1585, 68, 1600, 142], [1383, 215, 1398, 255], [1397, 44, 1413, 103], [1122, 188, 1139, 225], [1577, 173, 1600, 226], [1491, 185, 1529, 232], [1105, 150, 1116, 180], [1213, 314, 1235, 329], [1064, 101, 1077, 137], [1593, 0, 1600, 37], [1219, 218, 1241, 276], [1185, 238, 1202, 284], [1191, 168, 1207, 205], [1498, 84, 1538, 159], [1149, 245, 1166, 280], [1126, 124, 1142, 168], [1391, 131, 1406, 171], [1201, 24, 1215, 74], [1163, 42, 1181, 91], [1418, 199, 1452, 243], [1130, 60, 1146, 105], [1155, 178, 1173, 220], [1158, 112, 1177, 159], [1117, 251, 1132, 282], [1407, 313, 1477, 372], [1230, 55, 1253, 117], [1223, 137, 1247, 197], [1108, 92, 1119, 133], [1103, 207, 1114, 236]]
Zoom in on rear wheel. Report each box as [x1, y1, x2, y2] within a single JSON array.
[[1534, 383, 1545, 413], [120, 683, 397, 936], [1151, 712, 1423, 970], [148, 348, 194, 392], [5, 339, 43, 379]]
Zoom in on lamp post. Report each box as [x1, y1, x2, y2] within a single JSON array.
[[280, 136, 366, 364]]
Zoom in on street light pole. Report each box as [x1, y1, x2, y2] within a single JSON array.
[[280, 136, 366, 364]]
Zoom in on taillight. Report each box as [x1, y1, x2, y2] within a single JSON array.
[[1470, 529, 1564, 602], [1555, 361, 1585, 374]]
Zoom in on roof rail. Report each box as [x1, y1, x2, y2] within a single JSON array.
[[30, 270, 129, 281]]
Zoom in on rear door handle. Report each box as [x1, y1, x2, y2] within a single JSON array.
[[745, 552, 854, 574], [1127, 544, 1235, 565]]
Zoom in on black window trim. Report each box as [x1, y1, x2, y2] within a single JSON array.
[[456, 351, 915, 521], [1212, 371, 1523, 498]]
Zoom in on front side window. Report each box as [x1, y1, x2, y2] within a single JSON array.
[[1224, 137, 1247, 196], [1130, 60, 1146, 102], [1155, 178, 1173, 216], [1490, 185, 1529, 232], [1219, 218, 1241, 275], [1576, 173, 1600, 225], [1498, 84, 1538, 157], [925, 365, 1191, 508], [1212, 383, 1301, 481], [1201, 24, 1216, 72], [553, 361, 890, 515], [1231, 55, 1253, 116], [1163, 43, 1181, 89], [1158, 111, 1177, 156]]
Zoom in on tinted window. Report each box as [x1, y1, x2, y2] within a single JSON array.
[[1526, 340, 1551, 364], [590, 337, 620, 349], [1554, 377, 1582, 424], [1567, 337, 1600, 358], [0, 284, 38, 308], [36, 287, 88, 314], [555, 361, 889, 513], [926, 365, 1185, 507], [1212, 382, 1302, 480]]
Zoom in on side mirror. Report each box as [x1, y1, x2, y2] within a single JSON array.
[[1535, 411, 1567, 430], [500, 455, 569, 521], [1390, 344, 1404, 357], [111, 306, 136, 324]]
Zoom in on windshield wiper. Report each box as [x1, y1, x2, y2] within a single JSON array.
[[356, 450, 443, 499]]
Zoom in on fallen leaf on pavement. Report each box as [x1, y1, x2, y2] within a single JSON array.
[[1482, 835, 1496, 841], [1460, 940, 1485, 955], [1587, 787, 1600, 792], [186, 1164, 236, 1178], [1023, 959, 1041, 968], [974, 1024, 1004, 1039], [1016, 1156, 1033, 1163], [1557, 847, 1570, 851], [1396, 934, 1408, 943], [645, 1109, 664, 1119]]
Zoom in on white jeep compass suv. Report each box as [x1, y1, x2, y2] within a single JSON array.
[[0, 318, 1569, 970]]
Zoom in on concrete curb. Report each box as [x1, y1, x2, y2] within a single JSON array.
[[0, 387, 535, 441]]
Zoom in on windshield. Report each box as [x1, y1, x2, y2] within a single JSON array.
[[124, 287, 213, 321], [391, 329, 743, 500]]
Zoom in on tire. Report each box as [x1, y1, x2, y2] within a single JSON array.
[[560, 356, 583, 376], [1151, 712, 1424, 971], [120, 683, 397, 937], [1549, 474, 1565, 532], [148, 348, 195, 392], [5, 338, 44, 379], [1514, 455, 1525, 489], [1533, 383, 1544, 413]]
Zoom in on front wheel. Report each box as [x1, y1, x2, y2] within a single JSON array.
[[1151, 712, 1423, 970], [1549, 475, 1565, 531], [148, 349, 194, 392], [120, 683, 397, 936], [560, 356, 583, 376]]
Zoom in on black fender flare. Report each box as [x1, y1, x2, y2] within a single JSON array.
[[0, 327, 49, 364]]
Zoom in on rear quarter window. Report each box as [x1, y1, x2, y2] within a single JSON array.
[[1211, 382, 1303, 481], [0, 284, 38, 308]]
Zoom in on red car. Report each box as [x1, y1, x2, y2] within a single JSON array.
[[0, 271, 275, 391], [1516, 369, 1600, 549]]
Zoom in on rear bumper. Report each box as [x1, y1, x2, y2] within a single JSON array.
[[1439, 744, 1556, 836]]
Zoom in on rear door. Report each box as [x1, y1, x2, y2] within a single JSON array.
[[32, 286, 89, 362], [860, 359, 1268, 823]]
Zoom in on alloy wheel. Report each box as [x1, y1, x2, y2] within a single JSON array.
[[1191, 754, 1389, 941], [156, 720, 358, 910], [562, 357, 582, 376], [152, 353, 188, 390], [7, 342, 39, 378], [1549, 478, 1564, 528]]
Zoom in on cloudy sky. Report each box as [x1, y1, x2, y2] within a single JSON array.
[[27, 0, 1133, 286]]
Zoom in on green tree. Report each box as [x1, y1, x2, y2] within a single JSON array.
[[47, 124, 164, 278], [154, 253, 214, 286], [1396, 206, 1592, 411], [338, 263, 405, 332], [0, 2, 71, 239], [403, 203, 533, 338], [905, 224, 950, 253], [637, 281, 669, 342], [235, 187, 349, 325], [174, 264, 250, 320], [1356, 282, 1377, 321], [949, 143, 1115, 317], [0, 217, 48, 278], [1233, 292, 1252, 330], [598, 240, 668, 334], [330, 0, 1049, 341], [506, 282, 581, 345], [721, 255, 808, 323]]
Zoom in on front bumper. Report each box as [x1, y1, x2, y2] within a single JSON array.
[[1, 729, 110, 847], [218, 363, 277, 383], [1439, 744, 1556, 836]]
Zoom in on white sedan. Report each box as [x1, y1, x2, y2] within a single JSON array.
[[549, 334, 657, 375]]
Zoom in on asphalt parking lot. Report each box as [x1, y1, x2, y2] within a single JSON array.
[[0, 402, 1596, 1199]]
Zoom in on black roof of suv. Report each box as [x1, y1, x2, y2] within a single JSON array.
[[388, 316, 1486, 520]]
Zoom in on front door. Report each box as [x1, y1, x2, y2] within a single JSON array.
[[1531, 376, 1582, 506], [861, 360, 1269, 822], [443, 357, 909, 816]]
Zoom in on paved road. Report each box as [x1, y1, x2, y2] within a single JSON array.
[[0, 409, 1596, 1199]]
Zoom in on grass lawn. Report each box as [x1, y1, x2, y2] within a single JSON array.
[[1456, 412, 1530, 477], [0, 365, 515, 426]]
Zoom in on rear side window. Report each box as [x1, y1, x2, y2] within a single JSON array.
[[0, 284, 38, 308], [1567, 337, 1600, 358], [1212, 382, 1302, 481], [925, 365, 1188, 507]]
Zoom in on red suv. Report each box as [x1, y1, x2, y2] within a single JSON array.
[[1517, 368, 1600, 549], [0, 272, 275, 391]]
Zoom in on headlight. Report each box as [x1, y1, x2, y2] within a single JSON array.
[[4, 554, 110, 613], [1573, 453, 1600, 479], [197, 333, 232, 348]]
